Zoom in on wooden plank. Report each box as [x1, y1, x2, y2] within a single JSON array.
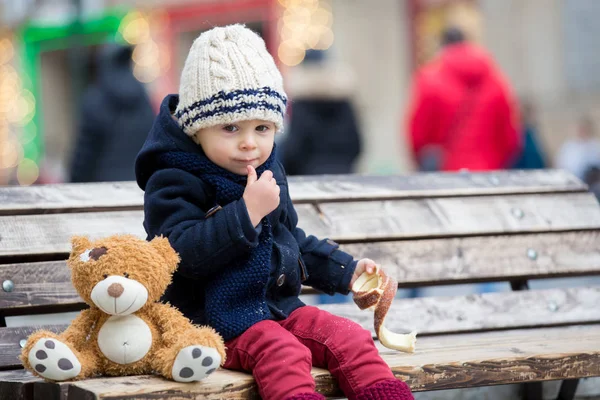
[[0, 170, 586, 215], [288, 169, 587, 202], [0, 261, 82, 311], [63, 325, 600, 398], [0, 211, 147, 259], [0, 326, 65, 369], [0, 182, 144, 216], [1, 232, 599, 312], [2, 193, 599, 259], [340, 231, 600, 286], [296, 192, 600, 241], [0, 369, 38, 400], [319, 286, 600, 336], [2, 286, 599, 369]]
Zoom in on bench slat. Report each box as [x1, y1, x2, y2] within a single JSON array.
[[0, 326, 64, 369], [0, 170, 585, 215], [1, 287, 598, 369], [1, 232, 599, 312], [0, 370, 37, 400], [320, 286, 600, 336], [296, 192, 600, 241], [2, 193, 599, 260], [56, 325, 600, 398], [342, 231, 600, 286]]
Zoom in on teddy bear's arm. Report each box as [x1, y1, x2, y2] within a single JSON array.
[[61, 308, 102, 351], [147, 303, 198, 344], [148, 304, 224, 350]]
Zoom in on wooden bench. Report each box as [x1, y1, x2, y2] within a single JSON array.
[[0, 169, 599, 399]]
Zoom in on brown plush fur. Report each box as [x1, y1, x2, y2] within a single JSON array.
[[20, 234, 226, 381]]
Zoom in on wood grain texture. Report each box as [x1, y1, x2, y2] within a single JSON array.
[[0, 261, 81, 311], [1, 286, 599, 369], [2, 193, 599, 259], [340, 231, 600, 286], [1, 232, 599, 312], [0, 369, 38, 400], [0, 170, 585, 215], [0, 182, 144, 216], [61, 325, 600, 398], [0, 325, 65, 369], [319, 287, 600, 336], [288, 169, 587, 202], [295, 192, 600, 241], [0, 211, 146, 259]]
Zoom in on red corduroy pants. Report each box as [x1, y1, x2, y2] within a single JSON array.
[[223, 305, 395, 400]]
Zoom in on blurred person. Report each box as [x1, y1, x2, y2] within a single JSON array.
[[405, 27, 521, 172], [279, 49, 362, 175], [512, 99, 547, 169], [584, 166, 600, 200], [69, 43, 154, 182], [556, 116, 600, 181]]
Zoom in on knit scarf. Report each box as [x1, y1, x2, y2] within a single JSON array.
[[157, 147, 276, 340]]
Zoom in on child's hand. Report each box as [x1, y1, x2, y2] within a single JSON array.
[[243, 165, 280, 227], [349, 258, 378, 290]]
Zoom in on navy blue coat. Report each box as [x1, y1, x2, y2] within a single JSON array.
[[135, 95, 357, 340]]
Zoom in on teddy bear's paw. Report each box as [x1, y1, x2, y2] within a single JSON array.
[[171, 345, 221, 382], [28, 338, 82, 381]]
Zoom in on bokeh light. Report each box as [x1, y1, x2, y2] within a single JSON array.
[[119, 11, 150, 45], [16, 158, 39, 186], [278, 0, 334, 66]]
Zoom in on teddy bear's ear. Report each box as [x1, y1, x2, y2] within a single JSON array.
[[70, 236, 92, 255], [149, 236, 180, 272]]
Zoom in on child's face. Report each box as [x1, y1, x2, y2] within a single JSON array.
[[195, 119, 276, 175]]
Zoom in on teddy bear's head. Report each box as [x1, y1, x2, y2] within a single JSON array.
[[68, 234, 180, 316]]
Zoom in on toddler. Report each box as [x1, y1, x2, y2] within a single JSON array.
[[135, 24, 413, 400]]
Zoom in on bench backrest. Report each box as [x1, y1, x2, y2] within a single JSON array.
[[0, 170, 599, 371]]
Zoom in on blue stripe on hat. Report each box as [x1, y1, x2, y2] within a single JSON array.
[[179, 101, 284, 130], [176, 86, 287, 126]]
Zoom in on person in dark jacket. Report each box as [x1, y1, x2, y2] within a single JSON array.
[[70, 43, 154, 182], [135, 25, 413, 400], [405, 27, 521, 171], [280, 49, 362, 175], [512, 100, 547, 169]]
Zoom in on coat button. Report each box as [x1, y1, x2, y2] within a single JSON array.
[[276, 274, 286, 287]]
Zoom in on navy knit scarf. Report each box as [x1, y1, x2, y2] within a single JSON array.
[[157, 147, 276, 340]]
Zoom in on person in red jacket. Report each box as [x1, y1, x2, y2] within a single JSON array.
[[406, 27, 521, 172]]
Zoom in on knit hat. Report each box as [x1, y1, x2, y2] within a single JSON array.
[[175, 24, 287, 137]]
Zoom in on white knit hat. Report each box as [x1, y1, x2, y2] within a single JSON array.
[[175, 24, 287, 136]]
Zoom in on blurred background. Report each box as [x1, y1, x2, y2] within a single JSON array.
[[0, 0, 599, 188]]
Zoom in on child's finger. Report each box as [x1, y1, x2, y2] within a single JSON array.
[[246, 165, 257, 185], [260, 170, 274, 181]]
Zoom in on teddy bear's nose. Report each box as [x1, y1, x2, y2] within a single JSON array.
[[107, 283, 124, 298]]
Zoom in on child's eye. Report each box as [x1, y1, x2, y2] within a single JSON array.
[[223, 125, 238, 133], [256, 125, 271, 133]]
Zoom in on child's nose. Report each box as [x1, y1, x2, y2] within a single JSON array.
[[240, 133, 257, 150]]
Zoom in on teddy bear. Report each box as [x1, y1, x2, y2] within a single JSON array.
[[20, 234, 226, 382]]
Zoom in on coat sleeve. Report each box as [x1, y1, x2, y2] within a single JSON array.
[[143, 168, 260, 279], [279, 166, 357, 295]]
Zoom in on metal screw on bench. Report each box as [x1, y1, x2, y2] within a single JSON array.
[[548, 301, 559, 312], [489, 175, 500, 185], [2, 280, 14, 292], [527, 249, 538, 260], [19, 339, 27, 348], [511, 208, 524, 219]]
